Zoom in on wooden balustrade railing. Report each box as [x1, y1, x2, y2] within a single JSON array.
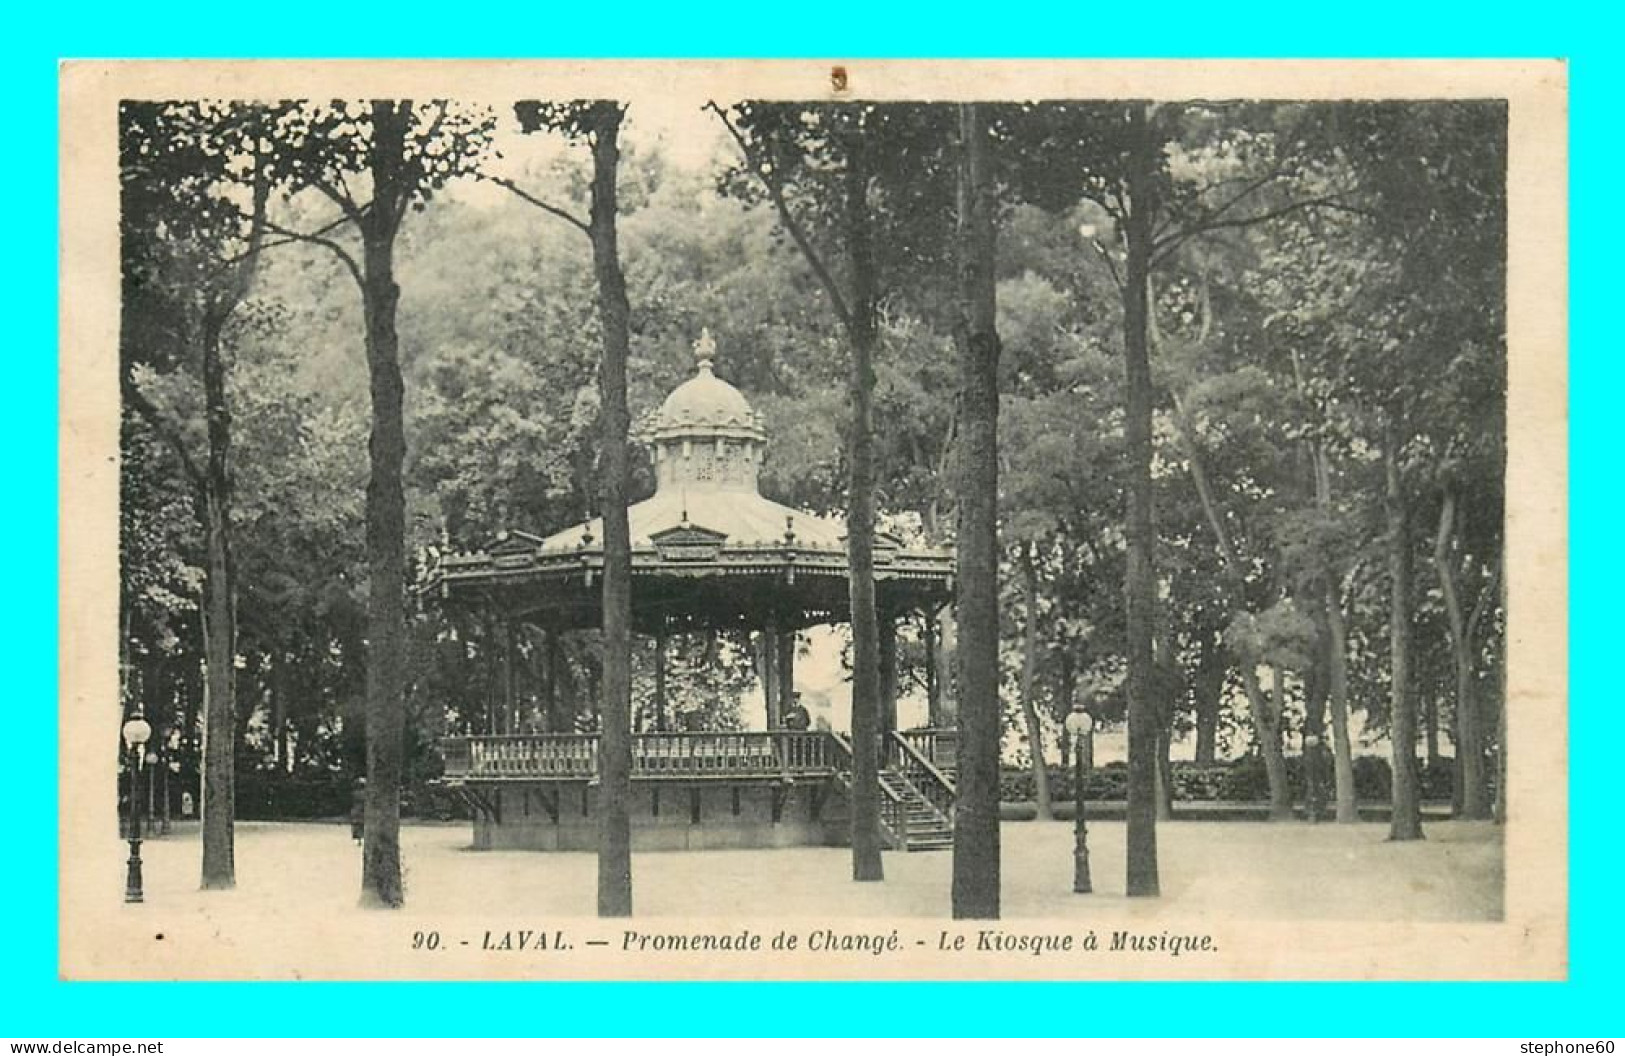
[[467, 734, 598, 778], [631, 732, 777, 776], [897, 727, 959, 771], [441, 731, 838, 781], [774, 730, 833, 772]]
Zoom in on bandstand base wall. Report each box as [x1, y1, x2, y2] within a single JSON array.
[[464, 780, 853, 852]]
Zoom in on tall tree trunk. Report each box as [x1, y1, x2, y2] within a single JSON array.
[[1120, 102, 1160, 897], [1192, 634, 1223, 765], [1434, 490, 1489, 819], [271, 655, 289, 772], [1154, 729, 1175, 822], [124, 128, 269, 887], [878, 614, 898, 734], [1423, 683, 1442, 767], [1494, 645, 1507, 824], [1056, 650, 1076, 770], [1017, 545, 1052, 820], [1175, 410, 1285, 819], [159, 742, 172, 834], [1449, 679, 1465, 816], [1307, 441, 1358, 823], [119, 590, 133, 712], [1323, 581, 1359, 822], [359, 100, 411, 908], [1154, 627, 1181, 822], [1303, 624, 1329, 822], [1253, 664, 1292, 820], [198, 311, 237, 888], [951, 103, 1002, 918], [180, 655, 199, 806], [715, 108, 901, 860], [843, 130, 886, 885], [1384, 417, 1424, 841], [589, 104, 635, 917], [1171, 405, 1290, 818]]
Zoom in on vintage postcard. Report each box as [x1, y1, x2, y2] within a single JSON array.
[[58, 59, 1567, 981]]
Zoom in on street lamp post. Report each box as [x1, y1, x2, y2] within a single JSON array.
[[1064, 703, 1095, 895], [122, 710, 152, 904], [1304, 732, 1323, 823], [145, 748, 159, 829]]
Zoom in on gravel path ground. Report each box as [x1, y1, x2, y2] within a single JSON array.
[[119, 816, 1502, 922]]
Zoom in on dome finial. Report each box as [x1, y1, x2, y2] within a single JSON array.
[[694, 327, 717, 373]]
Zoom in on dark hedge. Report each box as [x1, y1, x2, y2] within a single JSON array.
[[999, 754, 1474, 804]]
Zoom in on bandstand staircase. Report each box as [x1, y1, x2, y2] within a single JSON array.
[[877, 769, 954, 850], [831, 732, 958, 852]]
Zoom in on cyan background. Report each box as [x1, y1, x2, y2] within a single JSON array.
[[8, 5, 1603, 1036]]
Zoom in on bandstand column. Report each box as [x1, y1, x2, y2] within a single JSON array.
[[483, 610, 499, 734], [777, 629, 795, 726], [878, 609, 898, 734], [760, 619, 781, 729], [923, 610, 940, 727], [654, 626, 668, 732], [543, 629, 559, 732], [501, 619, 517, 733]]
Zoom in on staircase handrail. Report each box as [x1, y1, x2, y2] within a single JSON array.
[[889, 731, 957, 796], [887, 731, 957, 823], [829, 732, 909, 851], [898, 726, 957, 768]]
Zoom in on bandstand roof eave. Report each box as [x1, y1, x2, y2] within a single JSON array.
[[423, 546, 955, 633]]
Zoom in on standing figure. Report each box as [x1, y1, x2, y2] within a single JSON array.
[[350, 777, 367, 845], [783, 692, 812, 731]]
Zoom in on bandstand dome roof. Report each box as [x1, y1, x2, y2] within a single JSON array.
[[647, 331, 766, 444], [424, 329, 953, 633], [544, 328, 837, 550]]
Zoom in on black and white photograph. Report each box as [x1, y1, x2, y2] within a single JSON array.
[[58, 59, 1567, 981]]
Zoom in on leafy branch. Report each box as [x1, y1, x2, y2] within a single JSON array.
[[706, 100, 855, 335], [486, 175, 590, 236], [262, 215, 364, 289]]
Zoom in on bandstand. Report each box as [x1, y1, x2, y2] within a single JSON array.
[[425, 332, 960, 852]]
